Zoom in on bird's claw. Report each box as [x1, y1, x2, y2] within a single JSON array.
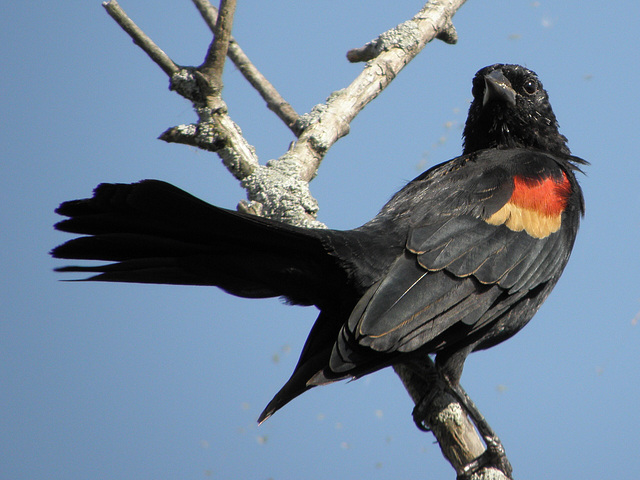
[[457, 436, 513, 480], [412, 413, 431, 432], [411, 387, 440, 432]]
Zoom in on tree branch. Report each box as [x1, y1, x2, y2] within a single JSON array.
[[159, 116, 257, 181], [395, 363, 485, 471], [264, 0, 468, 186], [191, 0, 300, 133], [394, 363, 509, 480], [197, 0, 236, 107], [102, 1, 179, 76], [347, 15, 459, 62], [102, 0, 259, 180]]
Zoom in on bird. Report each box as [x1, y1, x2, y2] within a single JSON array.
[[53, 63, 585, 440]]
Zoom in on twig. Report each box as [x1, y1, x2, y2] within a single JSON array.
[[347, 16, 459, 63], [191, 0, 219, 28], [436, 19, 459, 44], [198, 0, 236, 106], [159, 115, 258, 181], [191, 0, 300, 133], [346, 42, 379, 63], [102, 1, 179, 77], [231, 41, 301, 134]]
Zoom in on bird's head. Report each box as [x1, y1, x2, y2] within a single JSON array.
[[462, 64, 570, 155]]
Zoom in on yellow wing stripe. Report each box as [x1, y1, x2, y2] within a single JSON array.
[[486, 202, 561, 238]]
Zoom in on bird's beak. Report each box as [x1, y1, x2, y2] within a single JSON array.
[[483, 70, 516, 107]]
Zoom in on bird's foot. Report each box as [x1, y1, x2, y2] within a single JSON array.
[[457, 435, 513, 479], [446, 382, 513, 479], [411, 387, 441, 432]]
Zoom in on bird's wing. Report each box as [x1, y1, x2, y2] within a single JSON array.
[[327, 148, 582, 374]]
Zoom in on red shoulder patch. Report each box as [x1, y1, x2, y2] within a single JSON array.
[[485, 172, 571, 238], [510, 173, 571, 217]]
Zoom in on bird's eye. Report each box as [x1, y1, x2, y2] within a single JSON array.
[[523, 79, 538, 95]]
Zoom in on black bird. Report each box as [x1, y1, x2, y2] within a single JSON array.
[[53, 64, 585, 443]]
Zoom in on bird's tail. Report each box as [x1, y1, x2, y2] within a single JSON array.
[[52, 180, 338, 305]]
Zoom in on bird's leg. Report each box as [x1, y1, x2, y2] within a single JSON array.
[[400, 359, 512, 478], [395, 358, 442, 432], [447, 381, 513, 480]]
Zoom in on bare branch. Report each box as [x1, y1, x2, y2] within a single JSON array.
[[198, 0, 236, 104], [192, 0, 300, 133], [159, 114, 258, 181], [191, 0, 219, 28], [102, 2, 259, 181], [271, 0, 468, 184], [346, 42, 379, 63], [348, 14, 459, 62], [436, 18, 459, 44], [229, 40, 301, 134], [102, 1, 179, 77], [164, 67, 259, 179], [395, 363, 485, 472], [394, 364, 509, 480]]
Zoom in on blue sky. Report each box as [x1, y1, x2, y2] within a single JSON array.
[[2, 1, 639, 479]]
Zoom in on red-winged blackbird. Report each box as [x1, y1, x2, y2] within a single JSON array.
[[52, 64, 586, 426]]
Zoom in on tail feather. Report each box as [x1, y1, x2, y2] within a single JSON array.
[[53, 179, 374, 420], [52, 180, 339, 304], [54, 180, 315, 247], [258, 345, 334, 424]]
